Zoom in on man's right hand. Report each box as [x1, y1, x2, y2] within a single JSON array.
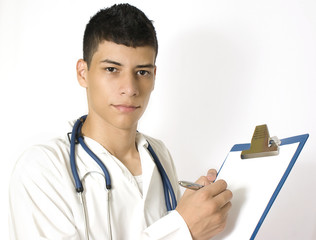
[[176, 172, 232, 240]]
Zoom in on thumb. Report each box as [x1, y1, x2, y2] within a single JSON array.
[[206, 169, 218, 182]]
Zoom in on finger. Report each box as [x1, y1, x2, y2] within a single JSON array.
[[213, 189, 233, 209], [221, 201, 232, 215], [214, 201, 232, 230], [203, 179, 228, 196], [207, 169, 218, 182], [195, 175, 211, 186]]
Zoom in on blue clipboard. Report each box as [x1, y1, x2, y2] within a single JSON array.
[[212, 126, 309, 240]]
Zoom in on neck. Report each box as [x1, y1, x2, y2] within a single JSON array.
[[82, 114, 138, 156], [81, 114, 142, 175]]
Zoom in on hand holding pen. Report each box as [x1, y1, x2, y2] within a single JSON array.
[[175, 169, 232, 240]]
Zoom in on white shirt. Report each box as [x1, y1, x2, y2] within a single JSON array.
[[9, 124, 192, 240]]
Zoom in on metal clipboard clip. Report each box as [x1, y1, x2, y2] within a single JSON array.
[[241, 124, 281, 159]]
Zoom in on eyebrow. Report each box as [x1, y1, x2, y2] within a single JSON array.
[[100, 59, 155, 69], [136, 64, 155, 69], [100, 59, 122, 66]]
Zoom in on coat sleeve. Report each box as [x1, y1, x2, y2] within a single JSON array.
[[142, 210, 192, 240], [9, 146, 81, 240]]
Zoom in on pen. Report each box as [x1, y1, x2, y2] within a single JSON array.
[[178, 181, 204, 190]]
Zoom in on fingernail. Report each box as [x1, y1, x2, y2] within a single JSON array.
[[207, 172, 216, 181]]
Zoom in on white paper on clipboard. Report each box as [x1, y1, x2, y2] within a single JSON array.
[[212, 132, 308, 240]]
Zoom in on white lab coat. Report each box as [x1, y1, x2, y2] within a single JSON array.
[[9, 123, 192, 240]]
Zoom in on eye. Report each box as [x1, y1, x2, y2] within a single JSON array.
[[137, 70, 150, 76], [105, 67, 118, 73]]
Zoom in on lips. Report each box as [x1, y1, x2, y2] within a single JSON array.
[[112, 104, 140, 113]]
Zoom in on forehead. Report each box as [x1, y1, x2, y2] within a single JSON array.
[[91, 40, 156, 65]]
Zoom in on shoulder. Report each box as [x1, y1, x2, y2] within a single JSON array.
[[141, 133, 171, 156], [140, 132, 174, 165], [9, 135, 78, 230], [11, 135, 71, 183]]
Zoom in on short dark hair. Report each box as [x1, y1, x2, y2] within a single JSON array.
[[83, 3, 158, 68]]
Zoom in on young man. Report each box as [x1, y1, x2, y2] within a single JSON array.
[[9, 4, 232, 240]]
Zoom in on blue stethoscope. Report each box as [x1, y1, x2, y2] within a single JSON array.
[[69, 115, 177, 212]]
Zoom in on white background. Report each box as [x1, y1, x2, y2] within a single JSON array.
[[1, 0, 315, 239]]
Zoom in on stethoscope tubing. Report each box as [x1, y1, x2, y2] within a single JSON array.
[[70, 115, 177, 212], [77, 124, 112, 190], [70, 117, 84, 192], [147, 144, 177, 211]]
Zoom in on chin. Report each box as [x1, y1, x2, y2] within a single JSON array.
[[112, 119, 139, 131]]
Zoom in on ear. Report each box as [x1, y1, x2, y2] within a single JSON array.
[[76, 59, 88, 88], [152, 66, 157, 91]]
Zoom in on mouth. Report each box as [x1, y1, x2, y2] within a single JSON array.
[[112, 104, 141, 113]]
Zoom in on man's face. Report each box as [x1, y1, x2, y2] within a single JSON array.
[[77, 40, 156, 131]]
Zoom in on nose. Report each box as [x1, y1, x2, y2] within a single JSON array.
[[120, 72, 139, 97]]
